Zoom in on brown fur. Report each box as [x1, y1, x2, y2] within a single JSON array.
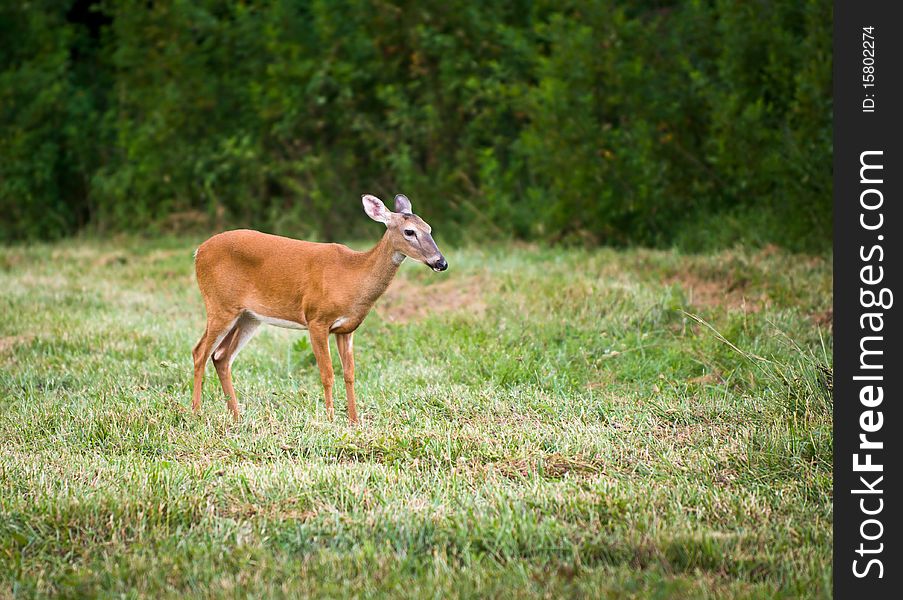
[[190, 195, 445, 423]]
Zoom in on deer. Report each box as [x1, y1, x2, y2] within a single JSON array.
[[190, 193, 447, 423]]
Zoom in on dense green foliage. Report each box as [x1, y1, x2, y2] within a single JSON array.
[[1, 239, 832, 596], [1, 1, 831, 249]]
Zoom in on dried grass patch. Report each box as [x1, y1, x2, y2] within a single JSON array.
[[377, 274, 493, 323]]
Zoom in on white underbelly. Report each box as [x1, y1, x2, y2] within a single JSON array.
[[246, 310, 307, 330], [330, 316, 349, 331]]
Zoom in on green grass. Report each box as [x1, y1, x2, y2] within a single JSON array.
[[0, 237, 832, 598]]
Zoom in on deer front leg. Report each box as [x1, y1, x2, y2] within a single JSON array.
[[336, 332, 357, 424], [308, 325, 334, 420]]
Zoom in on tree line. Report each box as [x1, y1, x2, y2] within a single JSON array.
[[0, 0, 831, 249]]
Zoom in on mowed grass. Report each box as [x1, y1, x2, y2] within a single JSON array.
[[0, 237, 832, 598]]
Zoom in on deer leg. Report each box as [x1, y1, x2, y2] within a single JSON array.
[[191, 325, 209, 412], [308, 325, 335, 420], [191, 313, 239, 413], [335, 332, 357, 424], [212, 314, 260, 420]]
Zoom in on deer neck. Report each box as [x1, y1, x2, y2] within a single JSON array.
[[357, 231, 403, 306]]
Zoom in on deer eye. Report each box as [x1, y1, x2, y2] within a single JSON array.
[[404, 229, 415, 237]]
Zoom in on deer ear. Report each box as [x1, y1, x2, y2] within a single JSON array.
[[394, 194, 412, 214], [362, 194, 391, 224]]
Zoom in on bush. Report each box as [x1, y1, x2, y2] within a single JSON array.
[[0, 0, 832, 250]]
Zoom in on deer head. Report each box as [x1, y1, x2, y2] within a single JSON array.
[[362, 194, 448, 271]]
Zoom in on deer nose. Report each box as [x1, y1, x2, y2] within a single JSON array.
[[432, 257, 448, 272]]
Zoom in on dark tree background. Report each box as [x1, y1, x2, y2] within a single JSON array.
[[0, 0, 831, 250]]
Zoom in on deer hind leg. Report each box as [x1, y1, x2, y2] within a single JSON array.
[[335, 332, 357, 424], [191, 313, 240, 413], [212, 313, 260, 420], [308, 325, 335, 420]]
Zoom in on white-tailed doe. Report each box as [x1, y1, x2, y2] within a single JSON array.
[[191, 194, 447, 422]]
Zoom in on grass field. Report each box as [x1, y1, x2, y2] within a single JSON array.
[[0, 237, 832, 598]]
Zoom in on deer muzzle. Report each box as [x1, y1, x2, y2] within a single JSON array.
[[431, 256, 448, 272]]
